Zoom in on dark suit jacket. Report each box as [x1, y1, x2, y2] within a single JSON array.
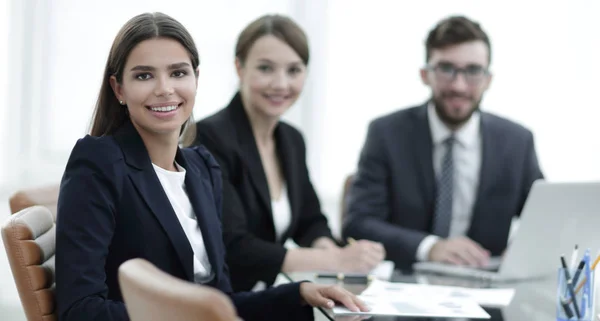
[[195, 93, 335, 291], [55, 120, 313, 321], [342, 103, 544, 269]]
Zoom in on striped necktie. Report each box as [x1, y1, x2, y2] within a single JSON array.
[[432, 135, 455, 238]]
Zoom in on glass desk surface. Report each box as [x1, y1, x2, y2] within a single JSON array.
[[285, 270, 557, 321]]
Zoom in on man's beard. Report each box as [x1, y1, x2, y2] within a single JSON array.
[[432, 92, 482, 127]]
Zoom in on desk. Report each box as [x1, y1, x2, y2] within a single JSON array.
[[284, 271, 556, 321]]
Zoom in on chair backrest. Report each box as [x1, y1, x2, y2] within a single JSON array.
[[9, 185, 59, 219], [119, 258, 240, 321], [1, 205, 57, 321], [339, 174, 355, 226]]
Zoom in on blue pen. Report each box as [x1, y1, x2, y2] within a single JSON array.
[[582, 249, 591, 316], [582, 293, 588, 320]]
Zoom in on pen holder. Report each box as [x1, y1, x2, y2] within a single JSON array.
[[556, 268, 592, 321]]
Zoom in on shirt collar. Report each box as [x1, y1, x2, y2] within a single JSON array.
[[427, 102, 481, 148]]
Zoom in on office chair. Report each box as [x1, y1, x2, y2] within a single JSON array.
[[119, 258, 240, 321], [2, 205, 57, 321], [9, 184, 59, 218]]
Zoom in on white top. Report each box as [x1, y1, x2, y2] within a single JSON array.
[[271, 184, 292, 242], [152, 162, 213, 283], [416, 103, 483, 261]]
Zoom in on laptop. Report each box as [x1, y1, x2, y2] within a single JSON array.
[[413, 180, 600, 282]]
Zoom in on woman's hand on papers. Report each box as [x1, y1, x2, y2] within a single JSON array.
[[299, 282, 370, 313], [429, 236, 490, 267], [336, 239, 386, 273]]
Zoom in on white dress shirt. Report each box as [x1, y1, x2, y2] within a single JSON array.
[[271, 184, 292, 242], [251, 184, 292, 292], [153, 162, 213, 283], [416, 103, 482, 261]]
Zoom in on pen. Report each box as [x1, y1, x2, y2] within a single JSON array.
[[573, 250, 595, 297], [560, 255, 573, 284], [567, 279, 581, 319], [582, 293, 588, 320], [572, 260, 586, 285], [582, 249, 592, 317], [570, 276, 588, 300], [560, 255, 575, 301], [592, 253, 600, 270], [315, 273, 374, 282], [560, 255, 573, 281], [560, 299, 574, 319], [570, 245, 579, 272]]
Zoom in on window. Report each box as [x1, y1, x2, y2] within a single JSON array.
[[4, 0, 314, 190]]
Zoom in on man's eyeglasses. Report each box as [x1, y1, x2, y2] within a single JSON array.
[[426, 63, 490, 85]]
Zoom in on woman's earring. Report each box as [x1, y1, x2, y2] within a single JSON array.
[[119, 100, 125, 105]]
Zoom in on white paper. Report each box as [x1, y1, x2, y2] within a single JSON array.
[[448, 287, 516, 307], [333, 293, 490, 319], [370, 260, 395, 280], [362, 279, 515, 308]]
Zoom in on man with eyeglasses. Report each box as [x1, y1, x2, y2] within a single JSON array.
[[343, 16, 544, 270]]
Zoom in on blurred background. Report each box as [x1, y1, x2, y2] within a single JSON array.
[[1, 0, 599, 319]]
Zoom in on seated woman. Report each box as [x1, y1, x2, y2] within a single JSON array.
[[195, 14, 386, 292], [54, 12, 367, 321]]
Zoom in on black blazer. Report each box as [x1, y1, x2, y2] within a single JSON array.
[[55, 120, 313, 321], [343, 103, 544, 269], [195, 93, 335, 291]]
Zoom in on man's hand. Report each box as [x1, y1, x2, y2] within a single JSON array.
[[299, 283, 370, 313], [428, 236, 490, 267]]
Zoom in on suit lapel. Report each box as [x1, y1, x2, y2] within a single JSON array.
[[412, 105, 436, 212], [274, 126, 297, 242], [114, 122, 194, 282], [228, 93, 273, 217], [469, 114, 499, 234], [176, 149, 220, 279]]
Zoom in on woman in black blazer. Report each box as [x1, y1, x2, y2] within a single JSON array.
[[54, 12, 367, 321], [195, 15, 386, 292]]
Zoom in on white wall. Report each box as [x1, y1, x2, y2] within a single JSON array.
[[315, 0, 600, 209], [0, 0, 7, 185], [1, 0, 315, 191]]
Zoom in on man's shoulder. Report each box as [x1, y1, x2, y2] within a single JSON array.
[[369, 104, 426, 131], [481, 111, 533, 138]]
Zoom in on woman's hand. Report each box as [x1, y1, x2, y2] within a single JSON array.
[[299, 282, 370, 313], [312, 237, 339, 250]]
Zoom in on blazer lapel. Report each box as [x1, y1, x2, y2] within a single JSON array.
[[412, 104, 436, 213], [114, 122, 194, 282], [228, 93, 272, 216], [274, 126, 297, 242], [176, 149, 220, 279], [469, 114, 500, 233]]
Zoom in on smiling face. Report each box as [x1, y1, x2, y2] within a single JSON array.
[[420, 40, 492, 127], [236, 35, 307, 120], [110, 37, 198, 140]]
